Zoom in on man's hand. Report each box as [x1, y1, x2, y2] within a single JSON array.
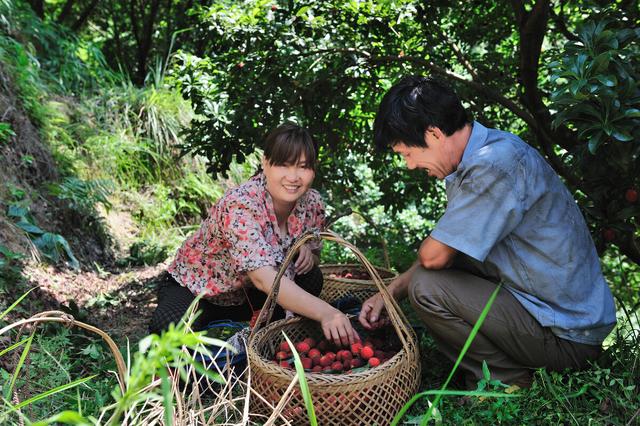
[[294, 244, 317, 275], [359, 293, 390, 330]]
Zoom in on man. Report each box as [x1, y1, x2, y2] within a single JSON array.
[[359, 76, 616, 389]]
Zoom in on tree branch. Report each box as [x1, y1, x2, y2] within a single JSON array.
[[28, 0, 44, 19], [549, 0, 580, 42], [56, 0, 76, 25], [71, 0, 98, 31]]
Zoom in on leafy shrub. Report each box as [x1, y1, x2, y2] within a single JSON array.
[[548, 13, 639, 260], [0, 122, 15, 144], [48, 177, 113, 216], [6, 203, 79, 269]]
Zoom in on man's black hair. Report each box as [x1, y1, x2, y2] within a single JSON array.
[[264, 123, 318, 170], [373, 76, 470, 150]]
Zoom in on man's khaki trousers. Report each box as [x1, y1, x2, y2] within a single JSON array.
[[407, 264, 601, 389]]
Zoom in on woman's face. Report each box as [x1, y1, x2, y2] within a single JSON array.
[[262, 153, 315, 207]]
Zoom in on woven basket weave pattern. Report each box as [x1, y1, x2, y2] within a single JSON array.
[[319, 263, 398, 304], [249, 317, 420, 425], [247, 231, 421, 425]]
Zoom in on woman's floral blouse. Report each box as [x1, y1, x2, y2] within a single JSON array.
[[168, 172, 325, 305]]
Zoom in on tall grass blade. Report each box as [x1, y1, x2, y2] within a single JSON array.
[[391, 283, 503, 426], [0, 287, 37, 320], [0, 337, 30, 357], [5, 375, 97, 412], [4, 331, 34, 400], [157, 366, 173, 426], [283, 332, 317, 426]]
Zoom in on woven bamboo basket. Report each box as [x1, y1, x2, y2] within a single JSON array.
[[248, 230, 421, 426], [320, 209, 398, 304], [319, 263, 397, 304]]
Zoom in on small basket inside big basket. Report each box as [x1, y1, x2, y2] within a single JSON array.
[[319, 264, 398, 305], [248, 316, 421, 426]]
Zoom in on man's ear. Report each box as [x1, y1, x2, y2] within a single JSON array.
[[424, 126, 444, 145], [425, 126, 444, 140]]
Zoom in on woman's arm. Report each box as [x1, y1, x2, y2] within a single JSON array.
[[248, 266, 359, 347]]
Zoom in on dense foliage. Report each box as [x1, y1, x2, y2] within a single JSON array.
[[0, 0, 639, 424], [167, 0, 640, 264]]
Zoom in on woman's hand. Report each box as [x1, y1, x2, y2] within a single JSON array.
[[321, 308, 360, 347], [294, 244, 317, 275], [359, 293, 390, 330]]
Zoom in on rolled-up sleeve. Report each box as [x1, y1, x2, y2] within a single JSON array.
[[431, 164, 524, 262]]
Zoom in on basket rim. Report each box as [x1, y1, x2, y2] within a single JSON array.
[[248, 317, 417, 385], [320, 263, 398, 284]]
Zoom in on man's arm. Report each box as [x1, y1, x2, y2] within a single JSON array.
[[418, 236, 458, 269], [359, 236, 457, 329]]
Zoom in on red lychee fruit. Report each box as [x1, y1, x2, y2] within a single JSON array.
[[625, 188, 638, 203], [350, 342, 362, 356], [331, 361, 344, 371], [350, 358, 363, 368], [279, 341, 290, 352], [303, 337, 316, 348], [360, 346, 374, 360], [279, 360, 290, 368], [301, 357, 313, 369], [295, 342, 310, 353], [368, 357, 381, 367], [276, 351, 289, 361], [319, 355, 332, 367]]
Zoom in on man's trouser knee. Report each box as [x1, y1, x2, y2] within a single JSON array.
[[407, 266, 601, 389]]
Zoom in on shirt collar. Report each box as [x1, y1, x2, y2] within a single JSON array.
[[461, 121, 489, 163], [445, 121, 488, 183]]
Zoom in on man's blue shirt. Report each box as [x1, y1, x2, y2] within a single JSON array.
[[430, 121, 616, 345]]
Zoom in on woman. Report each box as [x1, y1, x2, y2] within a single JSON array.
[[150, 124, 359, 347]]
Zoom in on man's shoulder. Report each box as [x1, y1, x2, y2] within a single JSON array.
[[467, 128, 534, 170]]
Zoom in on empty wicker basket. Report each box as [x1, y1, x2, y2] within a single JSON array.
[[247, 231, 421, 426]]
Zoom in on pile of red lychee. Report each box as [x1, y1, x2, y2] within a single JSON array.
[[327, 268, 372, 280], [273, 336, 396, 373]]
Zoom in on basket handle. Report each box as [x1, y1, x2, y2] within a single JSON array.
[[249, 230, 413, 352], [325, 209, 391, 271]]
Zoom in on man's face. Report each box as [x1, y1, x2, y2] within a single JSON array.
[[392, 130, 455, 180]]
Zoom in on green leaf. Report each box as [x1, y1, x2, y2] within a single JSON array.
[[6, 205, 28, 218], [392, 284, 504, 426], [4, 332, 34, 401], [5, 375, 97, 412], [31, 410, 92, 425], [284, 332, 317, 426], [482, 361, 491, 381], [611, 130, 633, 142], [0, 287, 37, 320], [15, 219, 45, 235], [0, 337, 31, 358], [591, 52, 611, 73], [157, 366, 174, 426], [596, 74, 617, 87], [623, 108, 640, 118], [588, 132, 604, 154]]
